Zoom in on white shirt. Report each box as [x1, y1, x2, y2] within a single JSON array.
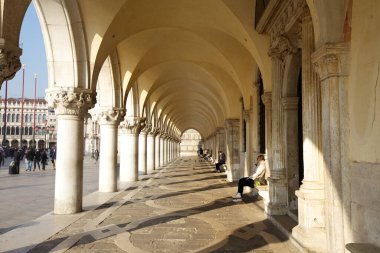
[[250, 160, 266, 179]]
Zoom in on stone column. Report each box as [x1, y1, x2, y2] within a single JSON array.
[[46, 88, 96, 214], [155, 132, 161, 168], [98, 109, 124, 192], [281, 98, 299, 208], [119, 116, 145, 182], [292, 14, 327, 252], [243, 110, 252, 177], [138, 124, 150, 176], [147, 128, 158, 173], [312, 43, 349, 253], [261, 92, 272, 174], [217, 127, 225, 152], [225, 119, 240, 182], [266, 35, 297, 215], [160, 134, 165, 166]]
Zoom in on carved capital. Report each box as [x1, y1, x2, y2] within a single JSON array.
[[261, 92, 272, 107], [312, 43, 350, 81], [148, 127, 160, 136], [119, 116, 146, 134], [0, 47, 22, 87], [45, 88, 96, 117], [225, 118, 239, 128], [98, 108, 125, 125], [282, 97, 299, 110], [269, 35, 298, 60], [140, 123, 152, 135], [243, 110, 251, 121]]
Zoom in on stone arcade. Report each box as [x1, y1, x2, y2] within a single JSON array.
[[1, 0, 379, 252]]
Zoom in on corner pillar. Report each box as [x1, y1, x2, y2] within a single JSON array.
[[46, 88, 96, 214], [292, 14, 327, 252]]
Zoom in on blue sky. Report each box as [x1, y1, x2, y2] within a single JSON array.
[[2, 3, 47, 99]]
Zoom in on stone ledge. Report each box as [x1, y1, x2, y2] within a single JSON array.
[[346, 243, 380, 253]]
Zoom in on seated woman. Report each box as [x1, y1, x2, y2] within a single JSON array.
[[232, 155, 266, 201]]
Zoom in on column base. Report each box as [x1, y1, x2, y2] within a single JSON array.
[[291, 182, 327, 252], [265, 177, 288, 215], [54, 200, 82, 214], [292, 225, 327, 253]]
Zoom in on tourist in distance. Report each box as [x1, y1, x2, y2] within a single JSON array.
[[33, 148, 41, 171], [232, 155, 266, 202], [50, 147, 56, 170], [215, 150, 226, 172], [94, 149, 99, 163]]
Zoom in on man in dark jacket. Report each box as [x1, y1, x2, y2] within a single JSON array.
[[13, 149, 23, 174], [215, 150, 226, 172], [33, 149, 41, 171]]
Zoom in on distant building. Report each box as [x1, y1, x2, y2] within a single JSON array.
[[0, 97, 57, 148]]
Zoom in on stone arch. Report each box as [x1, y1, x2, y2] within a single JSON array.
[[34, 0, 90, 89]]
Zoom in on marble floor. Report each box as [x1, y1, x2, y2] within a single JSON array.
[[0, 157, 299, 253]]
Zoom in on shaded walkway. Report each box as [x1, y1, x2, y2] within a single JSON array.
[[3, 157, 299, 253]]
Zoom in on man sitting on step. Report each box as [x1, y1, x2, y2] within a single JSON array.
[[232, 155, 266, 202]]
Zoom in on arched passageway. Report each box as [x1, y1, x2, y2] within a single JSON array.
[[1, 0, 380, 252]]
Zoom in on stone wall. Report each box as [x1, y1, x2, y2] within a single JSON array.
[[180, 129, 202, 156]]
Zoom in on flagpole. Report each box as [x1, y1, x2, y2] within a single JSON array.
[[20, 64, 25, 148], [32, 74, 37, 149]]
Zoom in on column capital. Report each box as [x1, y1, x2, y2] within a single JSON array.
[[97, 108, 125, 125], [261, 92, 272, 107], [268, 35, 298, 60], [225, 118, 239, 128], [312, 42, 350, 81], [243, 110, 251, 121], [216, 127, 225, 134], [140, 123, 152, 135], [0, 45, 22, 87], [282, 97, 299, 110], [148, 127, 160, 136], [119, 116, 146, 134], [45, 88, 96, 117]]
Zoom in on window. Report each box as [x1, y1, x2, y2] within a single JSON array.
[[11, 114, 15, 122], [16, 114, 20, 122]]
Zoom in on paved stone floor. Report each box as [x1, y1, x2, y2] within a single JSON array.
[[0, 157, 99, 235], [1, 157, 299, 253]]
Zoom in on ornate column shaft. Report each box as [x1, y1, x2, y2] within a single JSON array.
[[267, 35, 297, 215], [243, 110, 252, 177], [155, 132, 161, 168], [262, 92, 272, 175], [98, 108, 124, 192], [292, 14, 327, 252], [119, 116, 146, 182], [138, 124, 150, 176], [312, 42, 350, 253], [225, 119, 240, 182], [147, 128, 158, 172], [46, 88, 96, 214]]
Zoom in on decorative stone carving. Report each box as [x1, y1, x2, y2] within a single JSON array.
[[97, 108, 125, 125], [243, 110, 251, 121], [119, 116, 146, 134], [140, 123, 152, 135], [261, 92, 272, 107], [45, 88, 96, 117], [0, 48, 21, 87], [149, 127, 160, 136], [312, 43, 350, 81], [269, 35, 298, 60]]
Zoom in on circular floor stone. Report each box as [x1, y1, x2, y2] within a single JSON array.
[[130, 216, 216, 252]]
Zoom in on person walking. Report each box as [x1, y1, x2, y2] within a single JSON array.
[[13, 149, 22, 174], [41, 149, 48, 170], [26, 148, 34, 171], [33, 149, 41, 171], [94, 149, 99, 163], [0, 147, 4, 167], [50, 147, 56, 170]]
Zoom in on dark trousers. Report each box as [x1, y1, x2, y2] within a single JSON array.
[[34, 160, 40, 170], [215, 162, 224, 171], [238, 177, 254, 194]]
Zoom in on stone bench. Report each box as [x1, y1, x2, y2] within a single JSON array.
[[346, 243, 380, 253]]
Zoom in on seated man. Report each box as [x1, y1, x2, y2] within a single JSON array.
[[232, 155, 266, 201], [215, 150, 226, 172]]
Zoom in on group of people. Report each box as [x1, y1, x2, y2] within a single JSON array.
[[10, 146, 56, 174], [199, 146, 267, 202]]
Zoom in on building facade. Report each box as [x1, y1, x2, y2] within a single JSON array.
[[0, 97, 57, 149]]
